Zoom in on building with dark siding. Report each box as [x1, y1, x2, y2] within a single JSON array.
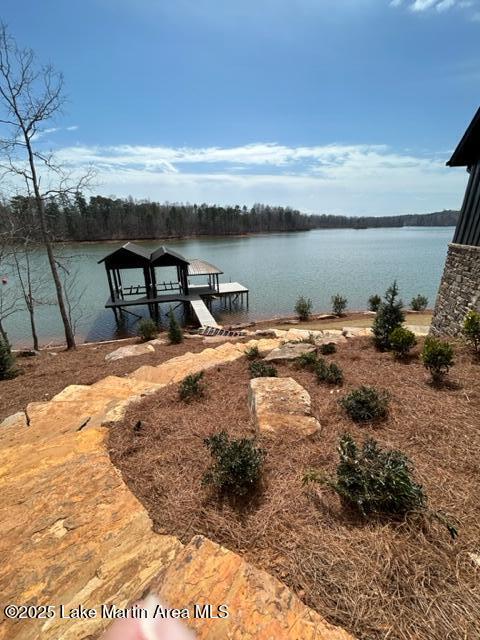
[[431, 108, 480, 336]]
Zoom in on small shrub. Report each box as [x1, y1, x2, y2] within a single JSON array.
[[463, 309, 480, 352], [301, 332, 316, 345], [0, 337, 17, 380], [331, 294, 348, 316], [202, 431, 266, 496], [315, 358, 344, 385], [389, 326, 417, 359], [296, 350, 318, 369], [410, 294, 428, 312], [422, 337, 454, 384], [249, 360, 277, 378], [340, 385, 389, 422], [295, 296, 313, 321], [168, 307, 183, 344], [368, 294, 382, 312], [137, 318, 158, 342], [245, 345, 260, 360], [304, 433, 426, 517], [179, 371, 205, 401], [320, 342, 336, 355], [372, 281, 405, 350]]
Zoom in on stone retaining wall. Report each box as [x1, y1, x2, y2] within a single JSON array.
[[430, 243, 480, 337]]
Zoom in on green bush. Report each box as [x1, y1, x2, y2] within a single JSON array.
[[340, 385, 389, 422], [368, 294, 382, 312], [389, 326, 417, 359], [0, 337, 17, 381], [331, 294, 348, 316], [137, 318, 158, 342], [320, 342, 336, 355], [179, 371, 205, 401], [410, 294, 428, 312], [202, 431, 266, 496], [296, 350, 318, 369], [168, 307, 183, 344], [249, 360, 277, 378], [245, 345, 260, 360], [372, 281, 405, 350], [304, 433, 426, 517], [295, 296, 313, 321], [463, 309, 480, 352], [315, 358, 344, 385], [422, 337, 454, 384]]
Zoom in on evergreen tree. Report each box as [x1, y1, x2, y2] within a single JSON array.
[[372, 281, 405, 350], [168, 307, 183, 344], [0, 336, 17, 380]]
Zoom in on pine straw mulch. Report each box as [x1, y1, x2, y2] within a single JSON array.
[[108, 338, 480, 640]]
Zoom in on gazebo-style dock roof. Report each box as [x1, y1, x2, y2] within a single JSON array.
[[98, 243, 248, 329]]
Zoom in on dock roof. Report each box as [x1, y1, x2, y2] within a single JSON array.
[[97, 242, 152, 268], [187, 259, 223, 276]]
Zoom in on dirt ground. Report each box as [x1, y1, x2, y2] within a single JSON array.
[[0, 335, 239, 421], [109, 337, 480, 640]]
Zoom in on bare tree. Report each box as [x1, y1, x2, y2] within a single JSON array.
[[0, 24, 92, 349], [0, 232, 23, 343]]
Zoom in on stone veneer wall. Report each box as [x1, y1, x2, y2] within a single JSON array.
[[430, 243, 480, 337]]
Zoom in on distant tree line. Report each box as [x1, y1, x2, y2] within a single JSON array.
[[0, 194, 459, 242]]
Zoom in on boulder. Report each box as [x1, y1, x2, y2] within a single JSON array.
[[0, 411, 27, 430], [156, 535, 355, 640], [264, 342, 316, 362], [105, 342, 155, 361], [342, 327, 373, 338], [254, 329, 277, 338], [249, 377, 320, 436]]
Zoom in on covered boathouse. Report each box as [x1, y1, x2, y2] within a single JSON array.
[[431, 107, 480, 336], [98, 242, 249, 330]]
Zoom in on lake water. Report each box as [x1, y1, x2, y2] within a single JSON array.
[[2, 227, 453, 347]]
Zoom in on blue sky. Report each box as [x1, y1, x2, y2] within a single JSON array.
[[1, 0, 479, 215]]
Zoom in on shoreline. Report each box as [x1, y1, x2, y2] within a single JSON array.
[[13, 309, 433, 352]]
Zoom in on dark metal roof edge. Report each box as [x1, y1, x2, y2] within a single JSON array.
[[97, 241, 151, 263], [447, 106, 480, 167]]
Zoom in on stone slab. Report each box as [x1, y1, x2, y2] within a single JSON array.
[[264, 342, 317, 362], [249, 377, 320, 436], [0, 427, 182, 640], [157, 535, 354, 640], [105, 343, 155, 361]]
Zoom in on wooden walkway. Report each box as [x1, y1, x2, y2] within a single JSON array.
[[104, 282, 248, 328], [189, 296, 219, 328]]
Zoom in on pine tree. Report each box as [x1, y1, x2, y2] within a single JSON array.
[[168, 307, 183, 344], [0, 337, 17, 380], [372, 281, 405, 350]]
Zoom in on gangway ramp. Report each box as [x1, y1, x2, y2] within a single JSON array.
[[189, 296, 220, 328]]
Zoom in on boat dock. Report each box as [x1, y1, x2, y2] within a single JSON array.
[[99, 243, 249, 329]]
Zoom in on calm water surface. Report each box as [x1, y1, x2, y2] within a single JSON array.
[[3, 227, 453, 347]]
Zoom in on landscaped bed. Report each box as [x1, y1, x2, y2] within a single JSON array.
[[109, 336, 480, 640], [0, 336, 236, 421]]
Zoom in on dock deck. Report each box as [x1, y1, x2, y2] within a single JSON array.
[[104, 282, 248, 328]]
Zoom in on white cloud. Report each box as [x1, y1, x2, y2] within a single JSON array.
[[392, 0, 480, 16], [50, 141, 467, 216]]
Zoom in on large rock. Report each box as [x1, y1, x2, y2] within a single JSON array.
[[264, 341, 316, 362], [0, 427, 182, 640], [249, 377, 320, 436], [342, 327, 373, 338], [105, 342, 155, 361], [156, 535, 354, 640]]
